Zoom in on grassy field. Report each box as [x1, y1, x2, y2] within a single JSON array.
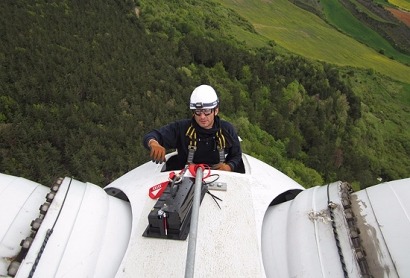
[[320, 0, 410, 64], [389, 0, 410, 10], [218, 0, 410, 84]]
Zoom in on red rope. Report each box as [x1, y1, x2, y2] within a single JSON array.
[[188, 164, 211, 179]]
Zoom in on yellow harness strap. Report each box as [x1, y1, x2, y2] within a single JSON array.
[[186, 125, 197, 163], [185, 124, 226, 164]]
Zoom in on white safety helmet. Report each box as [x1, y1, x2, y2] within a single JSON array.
[[189, 85, 219, 109]]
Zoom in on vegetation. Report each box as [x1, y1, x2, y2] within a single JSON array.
[[1, 0, 409, 190], [322, 0, 410, 59], [389, 0, 410, 11], [219, 0, 410, 79], [287, 0, 410, 61]]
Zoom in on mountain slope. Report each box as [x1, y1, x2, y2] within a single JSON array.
[[218, 0, 410, 83]]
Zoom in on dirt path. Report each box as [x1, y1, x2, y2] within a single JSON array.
[[387, 7, 410, 27]]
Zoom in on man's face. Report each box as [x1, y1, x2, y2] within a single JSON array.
[[193, 108, 218, 129]]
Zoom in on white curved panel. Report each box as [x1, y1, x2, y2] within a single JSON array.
[[0, 175, 49, 276], [261, 184, 354, 278], [12, 178, 131, 278]]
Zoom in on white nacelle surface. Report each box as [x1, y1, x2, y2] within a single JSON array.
[[105, 153, 304, 277], [1, 154, 410, 278]]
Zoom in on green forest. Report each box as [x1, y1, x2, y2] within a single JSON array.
[[1, 0, 409, 190]]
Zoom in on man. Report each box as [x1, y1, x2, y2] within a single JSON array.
[[143, 84, 242, 172]]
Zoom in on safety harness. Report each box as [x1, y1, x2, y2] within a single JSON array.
[[185, 124, 227, 164]]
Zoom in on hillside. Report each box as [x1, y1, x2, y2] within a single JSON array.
[[290, 0, 410, 57], [218, 0, 410, 83], [0, 0, 409, 190]]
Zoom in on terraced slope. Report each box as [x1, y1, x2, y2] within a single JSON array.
[[218, 0, 410, 83]]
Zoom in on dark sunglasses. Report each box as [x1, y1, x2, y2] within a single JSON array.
[[193, 109, 213, 116]]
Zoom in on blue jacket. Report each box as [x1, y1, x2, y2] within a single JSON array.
[[143, 116, 242, 171]]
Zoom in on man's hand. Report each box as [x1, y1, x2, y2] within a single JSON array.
[[149, 140, 166, 164], [212, 163, 232, 171]]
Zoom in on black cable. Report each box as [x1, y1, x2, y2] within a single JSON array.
[[202, 173, 219, 185], [29, 177, 73, 278], [206, 190, 222, 209], [327, 183, 349, 278]]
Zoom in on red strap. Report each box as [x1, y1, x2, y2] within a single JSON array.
[[168, 171, 176, 181], [148, 171, 179, 199], [188, 164, 211, 179], [148, 181, 169, 199]]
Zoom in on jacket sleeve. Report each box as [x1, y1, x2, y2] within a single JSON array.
[[142, 129, 161, 150], [142, 120, 188, 150], [222, 121, 243, 171]]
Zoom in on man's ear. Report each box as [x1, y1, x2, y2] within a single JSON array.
[[214, 108, 219, 115]]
